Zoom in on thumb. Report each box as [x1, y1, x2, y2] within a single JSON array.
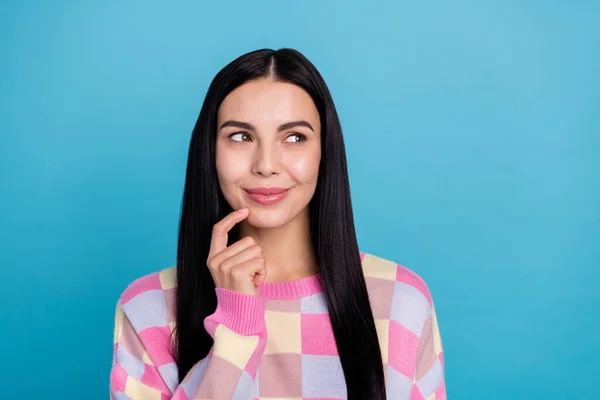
[[253, 262, 267, 287]]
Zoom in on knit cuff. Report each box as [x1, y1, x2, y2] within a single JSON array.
[[208, 288, 267, 336]]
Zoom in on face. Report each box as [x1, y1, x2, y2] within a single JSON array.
[[216, 79, 322, 229]]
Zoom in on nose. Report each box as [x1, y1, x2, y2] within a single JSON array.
[[251, 141, 280, 177]]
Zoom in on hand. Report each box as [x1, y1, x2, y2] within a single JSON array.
[[206, 208, 267, 295]]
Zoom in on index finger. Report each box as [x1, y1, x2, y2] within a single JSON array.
[[208, 208, 249, 257]]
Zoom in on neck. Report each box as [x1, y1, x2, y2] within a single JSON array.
[[239, 209, 319, 283]]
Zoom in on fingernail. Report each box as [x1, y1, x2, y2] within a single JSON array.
[[238, 208, 248, 213]]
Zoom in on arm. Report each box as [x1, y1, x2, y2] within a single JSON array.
[[109, 288, 267, 400], [411, 302, 446, 400]]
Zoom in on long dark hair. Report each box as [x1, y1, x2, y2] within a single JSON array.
[[175, 48, 386, 399]]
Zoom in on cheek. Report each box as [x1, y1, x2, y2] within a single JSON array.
[[287, 150, 321, 184], [216, 145, 247, 187]]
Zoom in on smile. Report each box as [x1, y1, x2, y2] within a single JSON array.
[[243, 187, 290, 206]]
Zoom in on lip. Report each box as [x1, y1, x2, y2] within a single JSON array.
[[245, 187, 289, 195], [243, 187, 290, 205]]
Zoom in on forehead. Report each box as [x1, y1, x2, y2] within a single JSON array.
[[217, 79, 320, 128]]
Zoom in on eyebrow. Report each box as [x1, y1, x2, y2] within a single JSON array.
[[219, 120, 314, 133]]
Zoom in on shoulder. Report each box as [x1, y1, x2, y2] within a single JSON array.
[[360, 251, 435, 321], [119, 266, 177, 306], [360, 251, 433, 303], [116, 266, 177, 332]]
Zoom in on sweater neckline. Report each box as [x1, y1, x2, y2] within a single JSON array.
[[258, 273, 323, 300]]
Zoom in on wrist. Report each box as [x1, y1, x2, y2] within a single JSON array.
[[205, 288, 267, 335]]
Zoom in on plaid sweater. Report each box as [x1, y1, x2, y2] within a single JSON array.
[[109, 252, 446, 399]]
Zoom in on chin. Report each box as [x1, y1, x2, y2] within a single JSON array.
[[246, 207, 291, 229]]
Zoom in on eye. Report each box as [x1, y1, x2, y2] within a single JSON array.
[[284, 133, 307, 143], [229, 132, 252, 142]]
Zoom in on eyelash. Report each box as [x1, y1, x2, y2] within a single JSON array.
[[227, 132, 307, 143], [228, 132, 252, 142]]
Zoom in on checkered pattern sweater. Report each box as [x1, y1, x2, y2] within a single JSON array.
[[109, 252, 446, 399]]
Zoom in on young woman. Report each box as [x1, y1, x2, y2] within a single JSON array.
[[109, 48, 446, 400]]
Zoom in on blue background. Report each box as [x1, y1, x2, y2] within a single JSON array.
[[1, 1, 598, 398]]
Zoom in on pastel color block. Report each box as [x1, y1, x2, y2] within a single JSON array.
[[416, 358, 443, 397], [171, 392, 189, 400], [159, 266, 176, 290], [114, 303, 124, 343], [388, 319, 420, 378], [301, 354, 347, 398], [116, 344, 145, 381], [396, 266, 432, 307], [213, 324, 260, 369], [415, 315, 435, 380], [374, 318, 390, 364], [362, 253, 398, 281], [432, 308, 443, 355], [112, 392, 130, 400], [121, 273, 163, 305], [122, 290, 168, 332], [125, 375, 163, 400], [180, 357, 209, 399], [383, 362, 387, 383], [110, 363, 128, 393], [259, 354, 303, 397], [434, 378, 446, 400], [141, 364, 171, 394], [158, 362, 179, 394], [232, 370, 255, 400], [195, 355, 244, 400], [163, 288, 176, 323], [386, 364, 413, 399], [390, 282, 431, 336], [364, 276, 395, 319], [300, 292, 329, 314], [409, 385, 426, 400], [253, 369, 260, 399], [301, 313, 338, 356], [245, 339, 266, 377], [264, 310, 301, 354], [119, 314, 146, 359], [142, 351, 154, 366], [266, 298, 301, 313], [139, 325, 175, 367]]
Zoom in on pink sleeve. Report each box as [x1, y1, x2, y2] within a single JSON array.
[[109, 288, 267, 400]]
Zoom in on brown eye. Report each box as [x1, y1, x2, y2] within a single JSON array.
[[229, 132, 252, 142], [284, 133, 307, 143]]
